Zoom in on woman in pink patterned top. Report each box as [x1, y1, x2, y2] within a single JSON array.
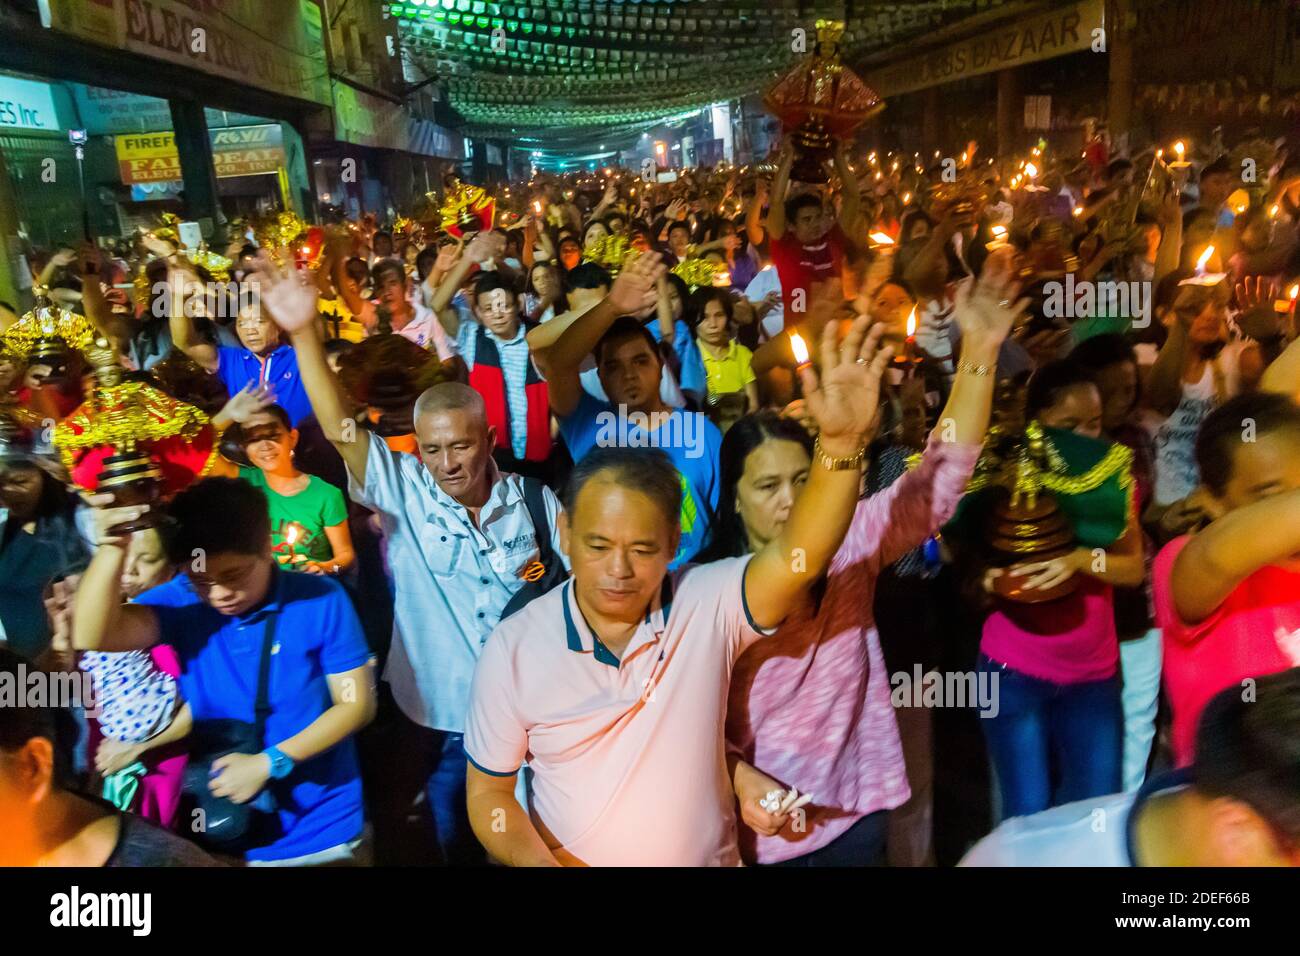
[[708, 262, 1023, 865]]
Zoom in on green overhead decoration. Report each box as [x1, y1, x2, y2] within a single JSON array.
[[380, 0, 1001, 137]]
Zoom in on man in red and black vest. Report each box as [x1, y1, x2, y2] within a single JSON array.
[[449, 271, 559, 484]]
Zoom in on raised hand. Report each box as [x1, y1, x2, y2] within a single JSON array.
[[954, 256, 1029, 354], [434, 239, 464, 273], [799, 315, 894, 453], [1235, 275, 1284, 341], [608, 251, 666, 314], [249, 252, 318, 335], [220, 383, 277, 425], [466, 230, 506, 264]]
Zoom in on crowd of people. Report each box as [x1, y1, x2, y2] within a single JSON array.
[[3, 124, 1300, 868]]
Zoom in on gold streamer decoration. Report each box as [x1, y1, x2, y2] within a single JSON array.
[[254, 211, 308, 263], [671, 256, 721, 291], [581, 233, 637, 275], [962, 419, 1134, 515], [189, 248, 232, 282]]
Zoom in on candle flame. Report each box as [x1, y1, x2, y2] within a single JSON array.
[[906, 307, 917, 338], [902, 192, 912, 204], [1024, 162, 1039, 178], [1271, 204, 1280, 218], [1156, 148, 1163, 159], [1072, 206, 1084, 217], [991, 225, 1007, 238], [285, 524, 301, 546], [533, 201, 541, 213], [1195, 245, 1215, 272], [869, 231, 895, 245], [789, 331, 810, 366], [1290, 284, 1298, 300], [1174, 140, 1186, 158]]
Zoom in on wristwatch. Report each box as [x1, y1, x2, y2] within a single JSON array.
[[263, 746, 296, 780]]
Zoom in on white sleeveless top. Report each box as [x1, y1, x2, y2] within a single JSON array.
[[1149, 337, 1247, 506]]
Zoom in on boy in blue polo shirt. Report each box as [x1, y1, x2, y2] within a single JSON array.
[[545, 252, 721, 567], [73, 478, 376, 865]]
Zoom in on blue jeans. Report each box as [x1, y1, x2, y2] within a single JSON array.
[[372, 705, 487, 866], [424, 730, 486, 866], [978, 655, 1122, 820]]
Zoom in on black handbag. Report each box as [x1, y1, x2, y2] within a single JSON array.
[[181, 612, 284, 852], [500, 478, 569, 621]]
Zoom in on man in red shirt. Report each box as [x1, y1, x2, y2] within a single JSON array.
[[763, 141, 861, 326], [1154, 392, 1300, 766]]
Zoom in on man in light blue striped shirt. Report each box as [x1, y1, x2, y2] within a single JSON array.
[[262, 263, 565, 865]]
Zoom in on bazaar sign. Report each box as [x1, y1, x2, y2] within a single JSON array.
[[864, 0, 1105, 98], [42, 0, 330, 106], [115, 124, 285, 184]]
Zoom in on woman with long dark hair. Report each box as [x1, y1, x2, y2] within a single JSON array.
[[710, 262, 1022, 866]]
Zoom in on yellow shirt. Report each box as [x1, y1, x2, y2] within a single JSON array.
[[698, 338, 755, 398]]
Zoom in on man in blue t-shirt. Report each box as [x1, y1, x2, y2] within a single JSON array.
[[169, 269, 313, 426], [543, 252, 721, 567], [73, 478, 375, 865]]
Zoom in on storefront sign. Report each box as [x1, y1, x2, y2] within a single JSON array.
[[72, 85, 171, 134], [0, 74, 62, 132], [210, 124, 284, 177], [332, 81, 411, 152], [43, 0, 330, 106], [115, 124, 285, 184], [865, 0, 1105, 97]]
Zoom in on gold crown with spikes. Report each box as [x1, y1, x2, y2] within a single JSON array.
[[815, 18, 845, 51]]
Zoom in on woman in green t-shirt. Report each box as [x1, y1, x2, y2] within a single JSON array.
[[234, 405, 355, 576]]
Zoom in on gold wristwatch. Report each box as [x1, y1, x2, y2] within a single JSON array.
[[814, 438, 866, 471]]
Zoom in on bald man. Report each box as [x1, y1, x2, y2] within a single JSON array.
[[265, 262, 565, 865]]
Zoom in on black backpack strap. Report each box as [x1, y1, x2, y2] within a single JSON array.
[[253, 612, 279, 749], [521, 477, 553, 565]]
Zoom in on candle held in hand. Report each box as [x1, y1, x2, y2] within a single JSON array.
[[789, 331, 811, 369]]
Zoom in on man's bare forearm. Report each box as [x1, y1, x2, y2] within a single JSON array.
[[467, 785, 560, 867]]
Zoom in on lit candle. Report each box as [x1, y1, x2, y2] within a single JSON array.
[[284, 523, 302, 565], [1169, 140, 1190, 170], [869, 231, 895, 247], [1024, 162, 1039, 179], [789, 330, 811, 370], [902, 307, 919, 376], [902, 192, 912, 205], [1195, 244, 1215, 274], [1073, 206, 1085, 217], [1180, 244, 1227, 287]]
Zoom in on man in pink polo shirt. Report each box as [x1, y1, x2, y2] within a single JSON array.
[[464, 286, 896, 865]]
